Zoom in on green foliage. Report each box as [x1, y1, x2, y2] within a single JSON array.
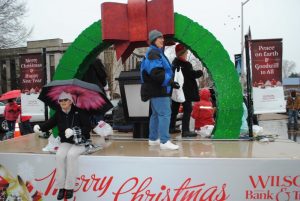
[[174, 13, 243, 139]]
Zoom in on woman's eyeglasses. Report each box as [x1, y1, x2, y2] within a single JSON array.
[[58, 98, 69, 103]]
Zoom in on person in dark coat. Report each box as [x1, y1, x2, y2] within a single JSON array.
[[82, 58, 110, 126], [33, 92, 91, 200], [82, 58, 108, 91], [169, 43, 203, 137], [286, 90, 300, 130]]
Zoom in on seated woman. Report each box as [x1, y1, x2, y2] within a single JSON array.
[[33, 91, 91, 200]]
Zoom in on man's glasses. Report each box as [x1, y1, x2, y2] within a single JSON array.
[[58, 98, 69, 103]]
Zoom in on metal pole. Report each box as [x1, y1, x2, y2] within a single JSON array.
[[244, 35, 253, 138], [241, 2, 244, 56], [241, 0, 250, 77], [42, 48, 48, 121]]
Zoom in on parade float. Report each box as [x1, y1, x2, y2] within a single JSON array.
[[1, 0, 300, 200]]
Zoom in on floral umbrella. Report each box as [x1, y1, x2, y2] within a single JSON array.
[[38, 79, 113, 114]]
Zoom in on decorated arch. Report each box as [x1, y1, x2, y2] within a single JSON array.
[[53, 13, 243, 139]]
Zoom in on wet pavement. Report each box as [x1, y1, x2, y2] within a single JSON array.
[[258, 113, 300, 143]]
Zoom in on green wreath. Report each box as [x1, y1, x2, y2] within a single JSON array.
[[53, 13, 243, 139]]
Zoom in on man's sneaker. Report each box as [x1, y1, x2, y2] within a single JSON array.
[[148, 139, 160, 146], [160, 141, 179, 150]]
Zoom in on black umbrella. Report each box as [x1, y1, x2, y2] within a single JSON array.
[[38, 78, 113, 114]]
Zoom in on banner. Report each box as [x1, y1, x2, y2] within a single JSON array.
[[250, 39, 285, 114], [234, 54, 242, 77], [1, 153, 300, 200], [19, 53, 45, 121]]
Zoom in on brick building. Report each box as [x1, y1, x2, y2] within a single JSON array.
[[0, 38, 143, 96]]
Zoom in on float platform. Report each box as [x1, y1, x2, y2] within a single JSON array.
[[1, 133, 300, 200]]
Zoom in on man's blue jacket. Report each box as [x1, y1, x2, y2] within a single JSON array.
[[140, 45, 173, 101]]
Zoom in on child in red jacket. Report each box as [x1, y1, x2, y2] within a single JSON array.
[[191, 88, 215, 132]]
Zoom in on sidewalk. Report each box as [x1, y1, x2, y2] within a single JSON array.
[[258, 113, 287, 121], [257, 113, 300, 142]]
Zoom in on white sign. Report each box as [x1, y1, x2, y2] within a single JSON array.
[[1, 153, 300, 200], [253, 86, 286, 114], [21, 94, 45, 122]]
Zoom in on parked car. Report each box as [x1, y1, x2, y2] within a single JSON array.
[[0, 101, 8, 132]]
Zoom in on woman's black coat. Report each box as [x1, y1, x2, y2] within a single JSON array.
[[40, 106, 91, 144], [172, 57, 203, 102]]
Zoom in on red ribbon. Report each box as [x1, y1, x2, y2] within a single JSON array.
[[101, 0, 174, 62]]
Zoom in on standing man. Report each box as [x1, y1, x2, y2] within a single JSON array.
[[140, 29, 179, 150], [170, 44, 203, 137], [286, 90, 300, 130]]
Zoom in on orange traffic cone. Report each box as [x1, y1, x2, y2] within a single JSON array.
[[14, 121, 21, 138]]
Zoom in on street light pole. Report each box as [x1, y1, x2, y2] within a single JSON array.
[[241, 0, 251, 76], [241, 0, 254, 139]]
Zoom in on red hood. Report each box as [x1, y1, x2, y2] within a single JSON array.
[[200, 88, 211, 101]]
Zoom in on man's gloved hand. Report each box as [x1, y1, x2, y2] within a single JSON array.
[[33, 125, 42, 134], [170, 81, 180, 89], [65, 128, 74, 138]]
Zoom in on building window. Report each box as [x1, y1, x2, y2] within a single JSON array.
[[49, 55, 55, 80], [10, 59, 17, 89], [1, 61, 7, 93]]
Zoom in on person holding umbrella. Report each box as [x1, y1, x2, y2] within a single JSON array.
[[33, 91, 91, 200], [4, 98, 20, 134], [35, 78, 112, 200], [1, 90, 21, 137]]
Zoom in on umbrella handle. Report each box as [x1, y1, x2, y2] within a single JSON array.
[[72, 95, 78, 106]]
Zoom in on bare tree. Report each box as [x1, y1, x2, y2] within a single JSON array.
[[282, 60, 296, 78], [0, 0, 32, 48]]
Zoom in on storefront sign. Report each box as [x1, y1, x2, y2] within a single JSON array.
[[19, 54, 45, 121], [250, 39, 285, 114]]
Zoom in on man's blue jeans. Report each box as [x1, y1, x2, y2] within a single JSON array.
[[288, 109, 298, 130], [149, 97, 171, 144]]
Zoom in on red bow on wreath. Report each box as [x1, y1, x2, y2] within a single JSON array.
[[101, 0, 174, 62]]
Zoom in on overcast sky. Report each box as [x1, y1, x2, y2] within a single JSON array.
[[24, 0, 300, 72]]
